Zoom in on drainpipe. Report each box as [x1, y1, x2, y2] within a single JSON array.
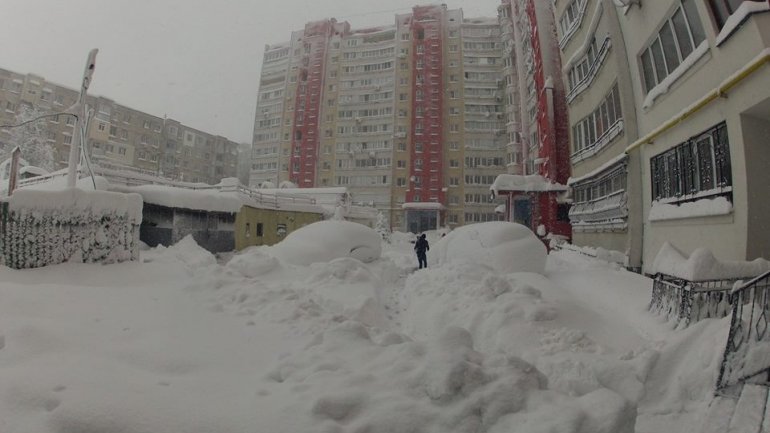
[[625, 48, 770, 154]]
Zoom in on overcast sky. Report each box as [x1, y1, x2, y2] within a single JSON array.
[[1, 0, 501, 144]]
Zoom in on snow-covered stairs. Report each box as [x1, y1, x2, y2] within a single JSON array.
[[700, 384, 770, 433]]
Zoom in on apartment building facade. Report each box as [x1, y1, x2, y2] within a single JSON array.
[[554, 0, 642, 268], [0, 68, 239, 185], [249, 5, 509, 232], [494, 0, 572, 240], [616, 0, 770, 269]]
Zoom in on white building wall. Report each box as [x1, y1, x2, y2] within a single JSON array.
[[618, 2, 770, 269]]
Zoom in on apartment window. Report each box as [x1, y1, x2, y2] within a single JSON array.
[[397, 160, 406, 168], [118, 147, 127, 156], [650, 122, 732, 202], [572, 83, 623, 156], [640, 0, 705, 93], [559, 0, 586, 36], [397, 177, 406, 187], [449, 159, 459, 168], [708, 0, 765, 29], [449, 45, 458, 52]]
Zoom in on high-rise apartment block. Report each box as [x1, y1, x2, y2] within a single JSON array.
[[494, 0, 572, 241], [0, 68, 240, 185], [249, 5, 510, 232]]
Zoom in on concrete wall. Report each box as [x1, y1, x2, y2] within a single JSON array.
[[234, 205, 323, 250], [741, 108, 770, 260]]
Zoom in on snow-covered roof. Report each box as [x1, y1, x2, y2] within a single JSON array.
[[130, 185, 243, 213], [490, 174, 568, 195], [650, 242, 770, 281], [402, 202, 445, 210]]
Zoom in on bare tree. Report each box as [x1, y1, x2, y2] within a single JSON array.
[[0, 104, 56, 172]]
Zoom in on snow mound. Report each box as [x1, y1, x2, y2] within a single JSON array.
[[225, 247, 282, 278], [435, 222, 547, 274], [402, 263, 555, 354], [267, 322, 548, 432], [650, 242, 770, 281], [270, 220, 382, 265], [305, 258, 388, 327], [149, 235, 217, 271], [268, 322, 635, 433]]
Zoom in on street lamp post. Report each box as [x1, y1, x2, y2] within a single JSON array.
[[66, 49, 98, 188]]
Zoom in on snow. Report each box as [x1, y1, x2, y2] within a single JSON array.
[[8, 187, 143, 224], [650, 241, 770, 281], [715, 1, 770, 47], [402, 201, 445, 210], [127, 184, 243, 213], [643, 41, 710, 110], [649, 195, 733, 221], [269, 220, 382, 265], [490, 174, 568, 196], [0, 221, 752, 433], [434, 222, 547, 274]]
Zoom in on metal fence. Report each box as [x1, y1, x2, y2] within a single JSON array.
[[717, 270, 770, 392], [649, 274, 739, 327]]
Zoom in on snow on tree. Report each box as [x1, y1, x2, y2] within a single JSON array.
[[374, 211, 391, 243], [0, 104, 56, 172]]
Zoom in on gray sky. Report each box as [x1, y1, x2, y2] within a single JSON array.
[[1, 0, 501, 144]]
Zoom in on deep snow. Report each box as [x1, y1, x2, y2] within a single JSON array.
[[0, 222, 734, 432]]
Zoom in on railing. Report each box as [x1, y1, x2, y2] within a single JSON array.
[[648, 274, 738, 327], [566, 36, 612, 103], [717, 270, 770, 392], [13, 165, 318, 210]]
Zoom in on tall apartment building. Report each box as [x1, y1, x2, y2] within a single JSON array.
[[494, 0, 572, 240], [554, 0, 642, 268], [249, 5, 509, 232], [615, 0, 770, 269], [0, 68, 239, 185]]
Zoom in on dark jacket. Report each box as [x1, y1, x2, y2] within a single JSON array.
[[414, 236, 429, 255]]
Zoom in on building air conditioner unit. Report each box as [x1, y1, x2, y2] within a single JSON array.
[[395, 132, 406, 138], [355, 117, 362, 123], [398, 53, 407, 59]]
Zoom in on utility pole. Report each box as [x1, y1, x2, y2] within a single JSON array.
[[66, 49, 98, 188]]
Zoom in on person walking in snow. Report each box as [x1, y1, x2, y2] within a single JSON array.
[[414, 233, 429, 269]]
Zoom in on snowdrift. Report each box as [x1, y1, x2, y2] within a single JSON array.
[[435, 222, 547, 274], [270, 220, 382, 265]]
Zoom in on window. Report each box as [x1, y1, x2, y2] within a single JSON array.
[[256, 223, 264, 237], [572, 83, 623, 157], [640, 0, 705, 93], [650, 122, 732, 202], [706, 0, 763, 30]]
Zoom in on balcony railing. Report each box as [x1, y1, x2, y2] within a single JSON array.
[[566, 36, 612, 103]]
